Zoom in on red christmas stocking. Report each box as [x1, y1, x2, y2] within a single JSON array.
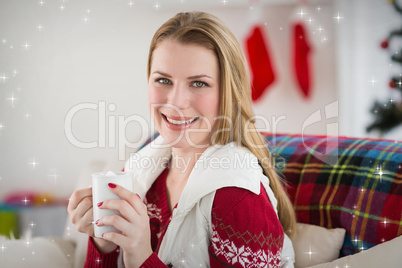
[[245, 25, 276, 102], [292, 22, 312, 98]]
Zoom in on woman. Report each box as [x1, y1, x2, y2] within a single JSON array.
[[68, 12, 296, 268]]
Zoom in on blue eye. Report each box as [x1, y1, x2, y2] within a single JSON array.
[[157, 78, 171, 85], [192, 81, 207, 88]]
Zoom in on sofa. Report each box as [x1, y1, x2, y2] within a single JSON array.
[[264, 133, 402, 267], [1, 133, 401, 268]]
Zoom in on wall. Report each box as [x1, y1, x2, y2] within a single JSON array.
[[336, 0, 402, 140], [0, 0, 399, 199], [0, 0, 155, 199]]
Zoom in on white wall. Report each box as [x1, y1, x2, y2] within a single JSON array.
[[0, 0, 156, 199], [0, 0, 399, 199], [336, 0, 402, 140]]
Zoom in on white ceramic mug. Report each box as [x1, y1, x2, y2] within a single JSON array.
[[92, 171, 133, 238]]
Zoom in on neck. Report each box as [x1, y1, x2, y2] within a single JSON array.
[[169, 146, 207, 178]]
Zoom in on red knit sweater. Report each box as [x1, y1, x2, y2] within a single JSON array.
[[85, 168, 284, 267]]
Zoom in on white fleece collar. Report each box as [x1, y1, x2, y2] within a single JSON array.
[[125, 135, 269, 214]]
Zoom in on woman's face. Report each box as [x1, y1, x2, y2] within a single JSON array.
[[148, 40, 220, 149]]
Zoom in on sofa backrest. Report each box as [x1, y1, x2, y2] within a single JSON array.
[[263, 133, 402, 256]]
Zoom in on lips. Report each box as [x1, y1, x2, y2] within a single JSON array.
[[162, 113, 199, 130]]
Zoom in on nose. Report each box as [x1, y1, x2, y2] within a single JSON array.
[[168, 82, 190, 110]]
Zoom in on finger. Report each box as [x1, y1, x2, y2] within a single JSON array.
[[70, 196, 92, 224], [97, 214, 130, 235], [99, 199, 137, 222], [77, 207, 95, 236], [101, 231, 130, 249], [107, 183, 146, 215], [68, 187, 92, 212]]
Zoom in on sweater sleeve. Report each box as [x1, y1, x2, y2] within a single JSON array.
[[84, 237, 169, 268], [84, 237, 120, 268], [209, 184, 284, 267], [140, 253, 169, 268]]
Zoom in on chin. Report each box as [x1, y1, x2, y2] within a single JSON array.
[[159, 130, 210, 149]]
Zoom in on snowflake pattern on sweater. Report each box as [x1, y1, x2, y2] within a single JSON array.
[[211, 224, 282, 267]]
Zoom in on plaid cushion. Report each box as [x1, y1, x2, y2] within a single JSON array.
[[263, 133, 402, 256]]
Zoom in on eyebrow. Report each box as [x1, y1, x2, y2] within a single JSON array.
[[152, 71, 213, 80]]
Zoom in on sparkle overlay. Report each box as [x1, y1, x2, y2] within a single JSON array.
[[65, 226, 71, 236], [0, 244, 6, 253], [369, 77, 378, 86], [28, 158, 40, 169], [0, 73, 8, 83], [48, 169, 60, 184], [153, 2, 161, 10], [24, 239, 32, 248], [291, 5, 329, 44], [373, 164, 390, 183], [303, 245, 316, 260], [5, 92, 18, 108], [22, 41, 31, 50], [297, 8, 307, 19], [333, 12, 344, 23], [22, 197, 30, 205], [82, 14, 90, 24]]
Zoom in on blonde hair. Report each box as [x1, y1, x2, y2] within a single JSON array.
[[147, 12, 296, 237]]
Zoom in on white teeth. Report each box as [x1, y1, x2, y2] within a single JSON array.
[[165, 116, 198, 125]]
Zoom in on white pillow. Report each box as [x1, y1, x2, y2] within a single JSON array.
[[309, 235, 402, 268], [0, 236, 75, 268], [292, 223, 346, 268]]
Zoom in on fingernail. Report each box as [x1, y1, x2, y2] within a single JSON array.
[[101, 233, 104, 237], [97, 202, 103, 207], [108, 183, 116, 188], [136, 194, 141, 200], [95, 219, 99, 226]]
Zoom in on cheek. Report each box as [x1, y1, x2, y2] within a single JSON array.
[[148, 87, 162, 125], [148, 87, 162, 128], [148, 86, 165, 108], [148, 86, 156, 105], [197, 93, 220, 117]]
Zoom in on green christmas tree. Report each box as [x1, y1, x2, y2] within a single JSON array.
[[367, 0, 402, 135]]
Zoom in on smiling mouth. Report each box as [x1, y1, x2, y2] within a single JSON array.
[[162, 114, 199, 125]]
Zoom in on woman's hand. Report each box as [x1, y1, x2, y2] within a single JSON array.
[[96, 183, 153, 268], [67, 187, 117, 253]]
